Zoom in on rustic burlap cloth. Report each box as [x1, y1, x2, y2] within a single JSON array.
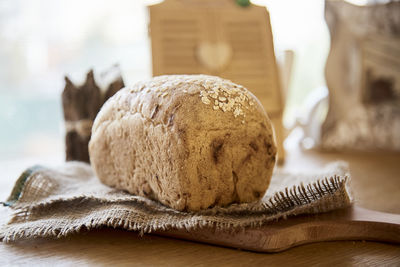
[[0, 161, 351, 242]]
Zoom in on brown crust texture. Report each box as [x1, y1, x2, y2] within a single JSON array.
[[89, 75, 277, 211]]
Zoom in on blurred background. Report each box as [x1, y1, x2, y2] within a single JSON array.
[[0, 0, 330, 161]]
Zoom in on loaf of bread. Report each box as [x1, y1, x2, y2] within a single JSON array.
[[89, 75, 277, 211]]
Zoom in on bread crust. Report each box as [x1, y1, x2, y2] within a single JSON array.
[[89, 75, 276, 211]]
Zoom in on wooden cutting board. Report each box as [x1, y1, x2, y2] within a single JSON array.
[[156, 205, 400, 252], [148, 0, 286, 163]]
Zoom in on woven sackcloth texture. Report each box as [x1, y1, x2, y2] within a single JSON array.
[[0, 161, 352, 242]]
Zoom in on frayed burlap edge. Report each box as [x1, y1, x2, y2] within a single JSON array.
[[0, 175, 351, 242]]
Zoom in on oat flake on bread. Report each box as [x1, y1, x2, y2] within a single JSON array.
[[89, 75, 277, 211]]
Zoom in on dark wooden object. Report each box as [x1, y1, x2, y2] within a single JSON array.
[[62, 68, 124, 163]]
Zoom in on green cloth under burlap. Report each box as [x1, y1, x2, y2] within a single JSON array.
[[0, 161, 352, 242]]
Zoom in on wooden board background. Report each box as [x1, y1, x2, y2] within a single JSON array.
[[149, 0, 285, 161]]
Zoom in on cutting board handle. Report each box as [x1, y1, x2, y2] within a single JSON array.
[[266, 205, 400, 252]]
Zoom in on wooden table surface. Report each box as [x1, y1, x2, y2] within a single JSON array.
[[1, 145, 399, 266]]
